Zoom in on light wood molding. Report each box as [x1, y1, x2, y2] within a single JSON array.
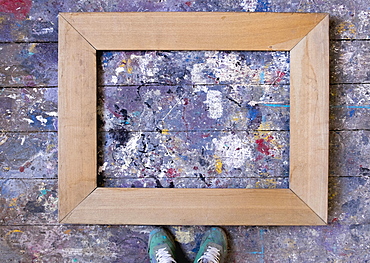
[[289, 15, 329, 223], [60, 12, 327, 51], [58, 16, 97, 220], [58, 12, 329, 225], [63, 188, 324, 225]]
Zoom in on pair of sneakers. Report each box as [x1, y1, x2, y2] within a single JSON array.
[[148, 227, 228, 263]]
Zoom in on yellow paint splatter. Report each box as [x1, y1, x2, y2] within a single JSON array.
[[119, 59, 127, 67], [64, 229, 72, 235], [329, 191, 338, 200], [173, 227, 194, 243], [29, 43, 37, 54], [231, 111, 245, 123], [5, 229, 23, 237], [255, 178, 278, 189], [214, 155, 223, 174], [335, 21, 356, 38], [120, 59, 133, 74], [8, 198, 18, 209], [46, 144, 55, 152], [161, 129, 169, 135], [0, 135, 8, 146], [257, 121, 272, 131]]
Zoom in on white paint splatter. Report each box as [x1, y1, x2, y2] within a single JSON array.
[[115, 67, 125, 75], [36, 115, 48, 124], [241, 0, 258, 12], [45, 111, 58, 117], [358, 11, 370, 36], [23, 118, 34, 124], [20, 136, 26, 146], [212, 133, 252, 169], [130, 52, 162, 79], [193, 85, 208, 93], [204, 90, 223, 119], [98, 162, 108, 173], [119, 133, 141, 170], [111, 75, 118, 84], [0, 135, 8, 146], [7, 93, 17, 100], [191, 51, 258, 84], [32, 27, 54, 35], [190, 63, 206, 83], [248, 100, 286, 106]]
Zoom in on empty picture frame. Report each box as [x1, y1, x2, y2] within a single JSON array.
[[58, 12, 329, 225]]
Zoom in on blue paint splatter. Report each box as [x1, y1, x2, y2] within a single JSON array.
[[263, 104, 290, 108], [246, 104, 260, 121], [348, 109, 355, 117], [39, 189, 50, 196], [101, 52, 114, 66], [332, 105, 370, 109], [259, 71, 265, 84], [178, 154, 189, 161], [346, 105, 370, 109], [246, 104, 262, 129], [28, 109, 55, 129], [255, 0, 271, 12]]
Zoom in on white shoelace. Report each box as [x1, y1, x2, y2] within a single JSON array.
[[156, 247, 176, 263], [197, 246, 221, 263]]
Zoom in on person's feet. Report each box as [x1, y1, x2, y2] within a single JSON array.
[[148, 228, 177, 263], [193, 227, 228, 263]]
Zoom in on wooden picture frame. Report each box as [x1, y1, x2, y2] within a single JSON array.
[[58, 12, 329, 225]]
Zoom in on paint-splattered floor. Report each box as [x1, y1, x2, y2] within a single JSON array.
[[97, 50, 291, 190], [1, 0, 370, 262]]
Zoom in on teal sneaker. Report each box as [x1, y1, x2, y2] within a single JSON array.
[[193, 227, 228, 263], [148, 228, 177, 263]]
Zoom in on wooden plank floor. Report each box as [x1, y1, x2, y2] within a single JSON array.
[[1, 0, 370, 262]]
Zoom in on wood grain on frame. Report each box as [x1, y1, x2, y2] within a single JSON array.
[[58, 12, 329, 225], [58, 16, 97, 221], [60, 12, 327, 51], [63, 188, 325, 225], [290, 15, 329, 223]]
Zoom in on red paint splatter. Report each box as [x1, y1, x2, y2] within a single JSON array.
[[331, 217, 338, 223], [270, 70, 286, 85], [255, 139, 270, 155], [193, 166, 198, 170], [183, 97, 189, 105], [19, 161, 32, 172], [255, 155, 264, 161], [0, 0, 32, 20], [207, 75, 219, 84], [201, 133, 210, 138], [185, 1, 192, 7], [109, 108, 123, 118], [166, 168, 179, 178]]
